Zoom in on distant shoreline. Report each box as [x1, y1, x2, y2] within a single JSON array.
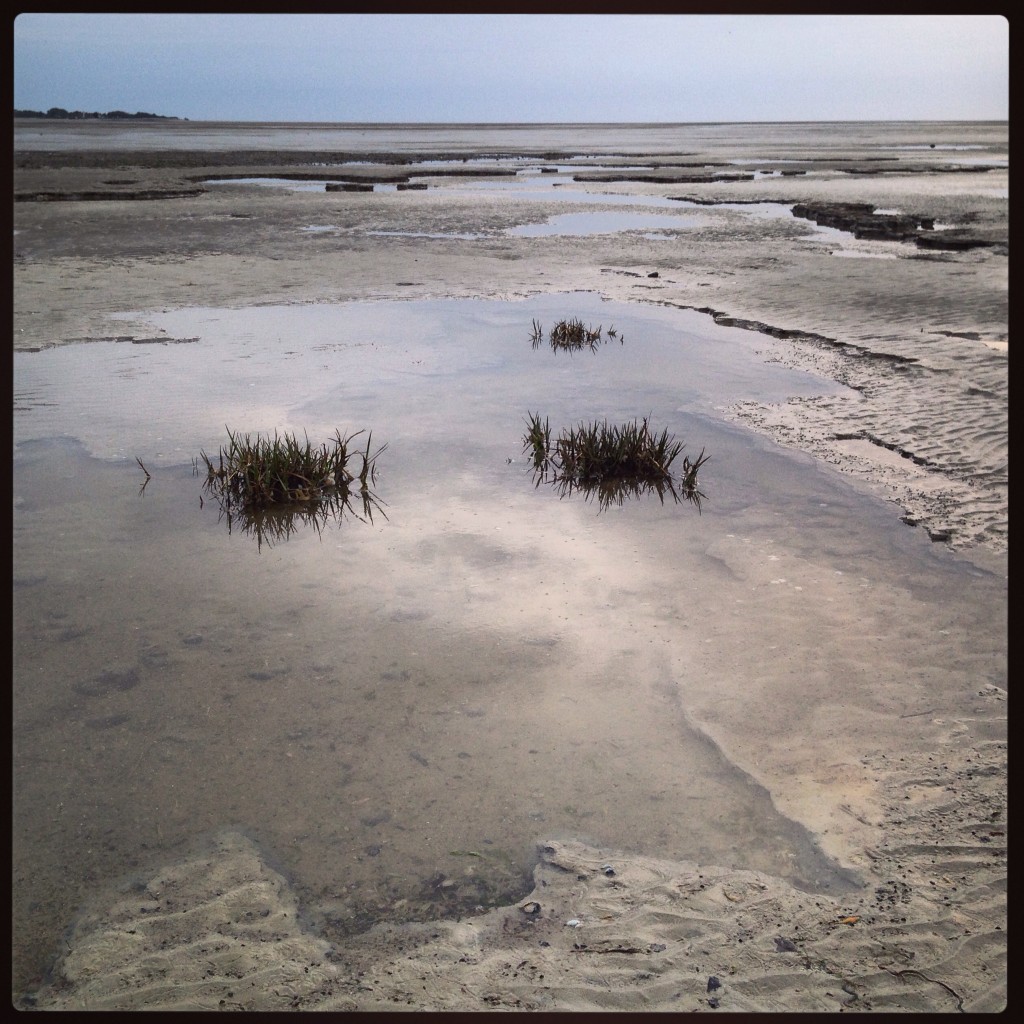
[[14, 108, 184, 121]]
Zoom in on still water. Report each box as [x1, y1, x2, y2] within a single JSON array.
[[12, 292, 995, 992]]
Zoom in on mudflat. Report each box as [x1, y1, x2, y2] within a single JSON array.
[[14, 121, 1008, 557], [13, 121, 1007, 1011]]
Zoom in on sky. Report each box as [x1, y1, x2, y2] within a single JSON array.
[[12, 13, 1009, 123]]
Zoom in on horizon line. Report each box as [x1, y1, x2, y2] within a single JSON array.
[[14, 116, 1009, 126]]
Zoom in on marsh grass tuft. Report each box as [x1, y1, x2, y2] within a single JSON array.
[[523, 412, 708, 512], [530, 318, 623, 353], [198, 427, 387, 549], [523, 412, 552, 470], [135, 456, 151, 496]]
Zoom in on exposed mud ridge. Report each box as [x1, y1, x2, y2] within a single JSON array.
[[687, 306, 921, 371], [792, 202, 1001, 251], [15, 167, 525, 203], [668, 195, 802, 206], [839, 162, 998, 175], [185, 167, 517, 185], [832, 430, 940, 470], [15, 187, 207, 202]]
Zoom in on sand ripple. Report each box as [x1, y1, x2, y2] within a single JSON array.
[[729, 326, 1007, 555], [29, 723, 1005, 1012]]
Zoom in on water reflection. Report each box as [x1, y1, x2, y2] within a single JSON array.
[[529, 316, 624, 352], [531, 464, 706, 513], [14, 295, 872, 996], [201, 479, 387, 551]]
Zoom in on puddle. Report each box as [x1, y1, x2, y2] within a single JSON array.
[[206, 173, 890, 247], [206, 176, 341, 192], [13, 295, 842, 466], [508, 210, 699, 237], [459, 182, 680, 207], [205, 169, 657, 195], [448, 182, 874, 245], [14, 293, 1000, 993]]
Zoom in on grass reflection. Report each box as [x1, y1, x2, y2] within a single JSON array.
[[207, 483, 386, 550], [195, 427, 387, 550], [530, 317, 624, 352]]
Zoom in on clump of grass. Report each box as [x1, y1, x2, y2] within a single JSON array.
[[523, 411, 551, 470], [199, 427, 384, 507], [197, 427, 387, 548], [523, 412, 708, 512], [530, 318, 623, 353], [135, 456, 151, 496]]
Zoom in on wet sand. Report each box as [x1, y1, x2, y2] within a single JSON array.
[[13, 121, 1007, 1011], [14, 121, 1008, 561]]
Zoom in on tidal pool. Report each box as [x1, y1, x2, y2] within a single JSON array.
[[205, 172, 872, 245], [12, 293, 996, 994]]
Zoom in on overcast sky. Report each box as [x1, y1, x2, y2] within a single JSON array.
[[13, 13, 1009, 123]]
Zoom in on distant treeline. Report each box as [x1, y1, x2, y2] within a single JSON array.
[[15, 108, 185, 121]]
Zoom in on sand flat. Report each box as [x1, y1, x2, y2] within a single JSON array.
[[14, 121, 1006, 1012]]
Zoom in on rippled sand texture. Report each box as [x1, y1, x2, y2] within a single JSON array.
[[32, 781, 1007, 1014]]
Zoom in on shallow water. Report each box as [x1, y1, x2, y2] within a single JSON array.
[[12, 293, 1004, 993], [206, 171, 854, 243]]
